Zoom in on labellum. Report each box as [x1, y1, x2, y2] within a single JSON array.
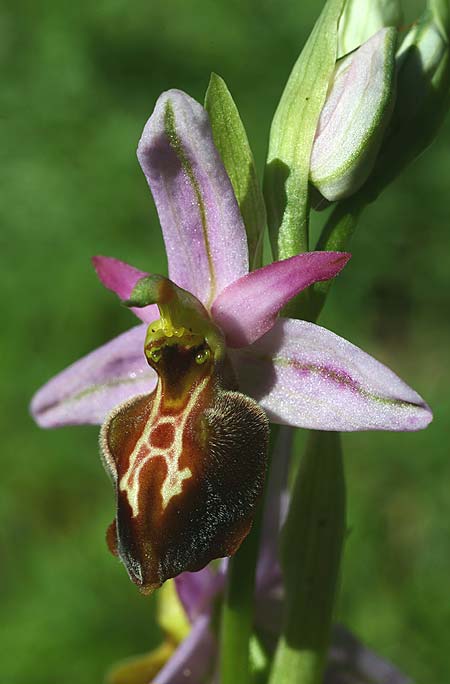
[[100, 275, 269, 593]]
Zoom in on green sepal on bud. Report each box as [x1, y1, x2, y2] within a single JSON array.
[[372, 0, 450, 186], [310, 27, 397, 202], [338, 0, 403, 57], [126, 275, 225, 361]]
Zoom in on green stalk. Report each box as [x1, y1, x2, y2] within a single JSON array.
[[271, 169, 365, 684], [280, 179, 368, 322], [316, 197, 364, 252], [269, 431, 346, 684], [220, 427, 279, 684], [220, 535, 259, 684], [308, 195, 366, 321]]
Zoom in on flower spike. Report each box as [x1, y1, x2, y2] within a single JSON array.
[[31, 83, 433, 606]]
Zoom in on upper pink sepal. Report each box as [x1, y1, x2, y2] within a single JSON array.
[[137, 89, 249, 308], [230, 318, 432, 432], [92, 256, 159, 323], [211, 252, 351, 347]]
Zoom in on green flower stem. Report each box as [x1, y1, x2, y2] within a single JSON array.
[[282, 193, 366, 322], [220, 530, 260, 684], [310, 161, 394, 321], [269, 431, 346, 684], [308, 194, 366, 320], [316, 196, 365, 252], [220, 426, 280, 684], [274, 179, 366, 684], [275, 196, 356, 684]]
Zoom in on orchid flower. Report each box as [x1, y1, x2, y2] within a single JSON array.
[[31, 89, 432, 592], [106, 431, 411, 684]]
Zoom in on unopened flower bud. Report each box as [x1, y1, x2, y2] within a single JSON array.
[[310, 27, 397, 202]]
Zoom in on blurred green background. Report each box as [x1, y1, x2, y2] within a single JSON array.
[[2, 0, 449, 682]]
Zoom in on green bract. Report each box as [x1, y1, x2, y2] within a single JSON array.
[[264, 0, 346, 259]]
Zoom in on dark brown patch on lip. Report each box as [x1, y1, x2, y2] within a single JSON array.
[[106, 520, 118, 557], [100, 343, 269, 591], [150, 423, 175, 450]]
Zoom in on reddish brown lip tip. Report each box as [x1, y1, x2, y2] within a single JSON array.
[[138, 582, 160, 596]]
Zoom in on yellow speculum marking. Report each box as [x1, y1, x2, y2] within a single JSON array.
[[145, 320, 205, 359], [119, 276, 223, 515], [120, 375, 210, 516]]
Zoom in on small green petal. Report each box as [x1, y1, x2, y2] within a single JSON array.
[[205, 73, 266, 270]]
